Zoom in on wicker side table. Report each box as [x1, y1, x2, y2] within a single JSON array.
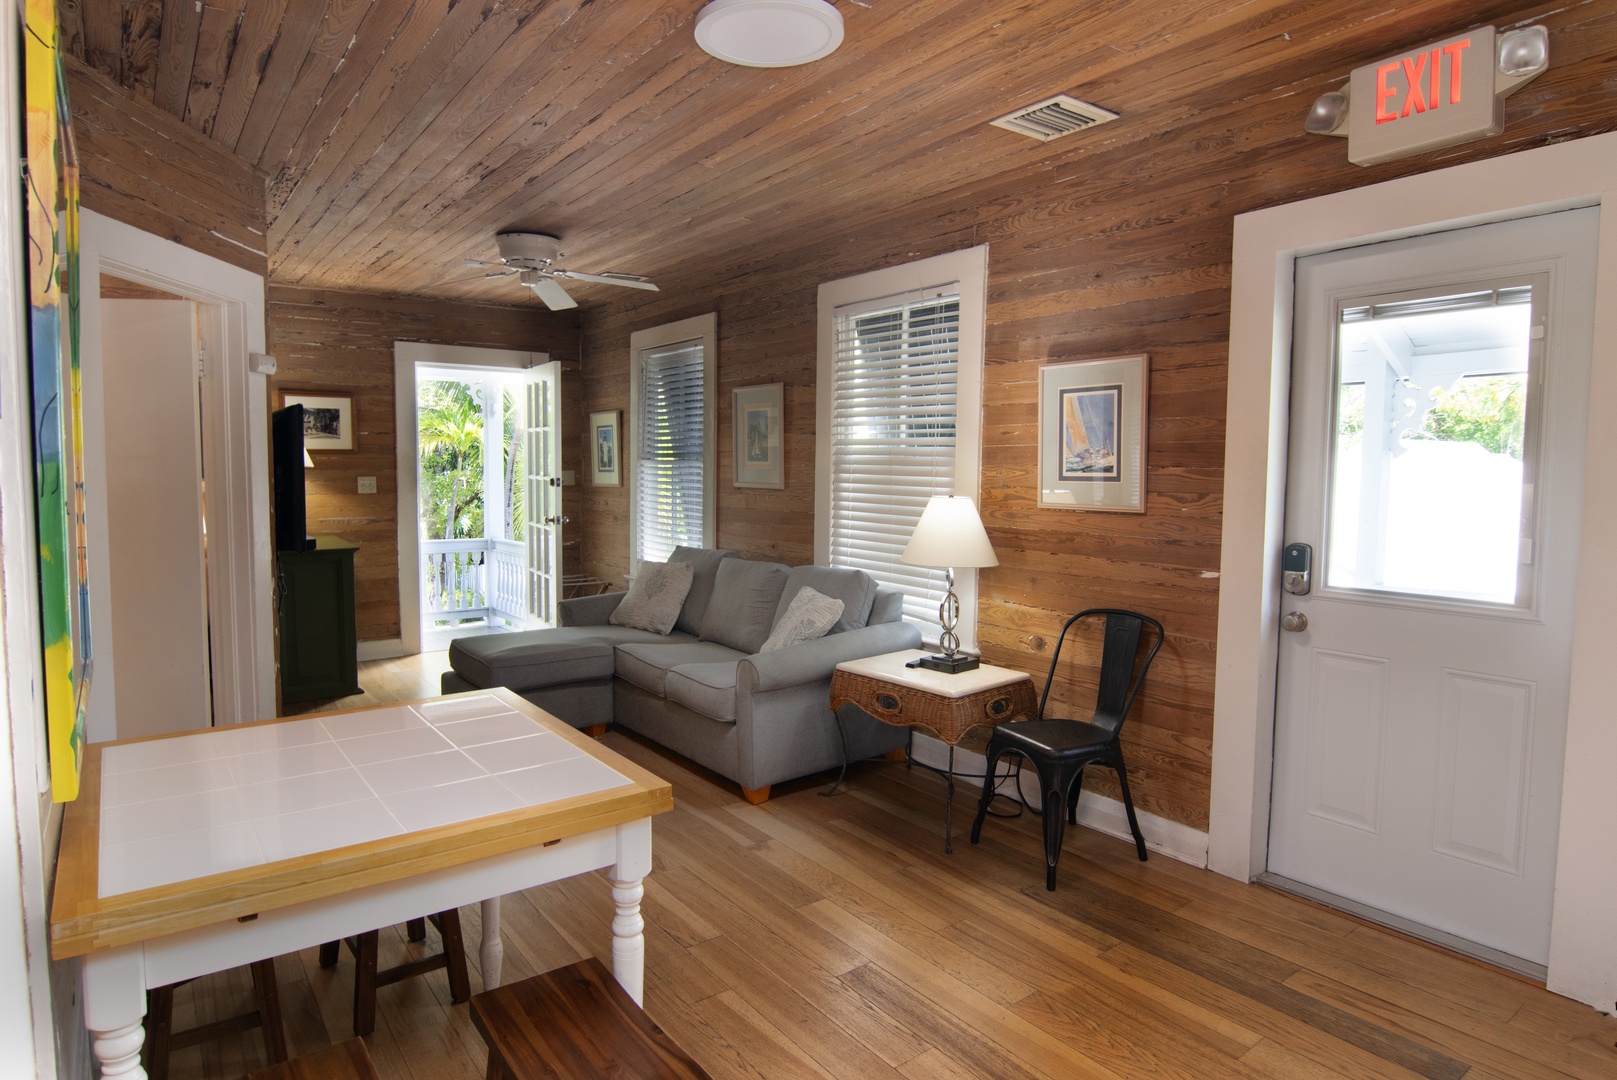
[[829, 649, 1037, 851]]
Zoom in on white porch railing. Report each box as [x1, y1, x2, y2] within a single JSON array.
[[422, 538, 527, 628]]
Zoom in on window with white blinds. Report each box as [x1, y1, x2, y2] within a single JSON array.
[[829, 290, 960, 629], [816, 247, 988, 648], [629, 314, 715, 569]]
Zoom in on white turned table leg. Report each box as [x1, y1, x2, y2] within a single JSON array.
[[479, 896, 504, 989], [91, 1019, 146, 1078], [609, 877, 645, 1006]]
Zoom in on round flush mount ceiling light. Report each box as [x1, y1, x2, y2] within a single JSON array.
[[695, 0, 844, 68]]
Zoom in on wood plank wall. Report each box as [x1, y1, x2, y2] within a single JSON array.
[[577, 2, 1617, 834], [66, 55, 268, 277], [267, 288, 581, 644]]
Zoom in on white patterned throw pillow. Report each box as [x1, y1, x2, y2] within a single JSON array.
[[759, 586, 845, 652], [609, 561, 695, 635]]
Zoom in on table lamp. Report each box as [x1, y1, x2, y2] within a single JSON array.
[[901, 494, 998, 673]]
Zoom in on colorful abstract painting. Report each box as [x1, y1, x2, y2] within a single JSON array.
[[24, 0, 90, 802]]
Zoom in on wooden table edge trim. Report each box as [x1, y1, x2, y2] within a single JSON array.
[[50, 689, 672, 960]]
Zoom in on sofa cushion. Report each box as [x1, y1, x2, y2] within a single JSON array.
[[663, 662, 741, 723], [668, 547, 738, 636], [615, 640, 749, 697], [699, 559, 790, 654], [770, 565, 878, 634], [760, 587, 844, 652], [449, 628, 623, 690], [609, 560, 694, 635]]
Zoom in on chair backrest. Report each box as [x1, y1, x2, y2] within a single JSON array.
[[1037, 609, 1164, 737]]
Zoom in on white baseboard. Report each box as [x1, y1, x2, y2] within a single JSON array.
[[909, 733, 1210, 868], [356, 638, 407, 662]]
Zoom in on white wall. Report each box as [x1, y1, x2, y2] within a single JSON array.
[[1212, 131, 1617, 1009]]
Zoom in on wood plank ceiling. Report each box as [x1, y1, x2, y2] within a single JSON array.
[[58, 0, 1547, 309]]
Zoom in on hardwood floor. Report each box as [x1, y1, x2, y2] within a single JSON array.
[[172, 653, 1617, 1080]]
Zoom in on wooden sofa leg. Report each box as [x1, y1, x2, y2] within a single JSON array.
[[741, 785, 771, 805], [884, 748, 908, 762], [584, 724, 607, 738]]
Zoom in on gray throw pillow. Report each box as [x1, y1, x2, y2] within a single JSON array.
[[759, 587, 845, 652], [698, 559, 790, 653], [609, 561, 695, 635], [668, 546, 738, 636]]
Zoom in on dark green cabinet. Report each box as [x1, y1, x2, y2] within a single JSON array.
[[277, 536, 360, 703]]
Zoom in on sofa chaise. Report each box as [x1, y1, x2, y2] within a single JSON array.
[[441, 548, 921, 802]]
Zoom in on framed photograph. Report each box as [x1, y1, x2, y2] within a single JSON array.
[[590, 410, 621, 487], [281, 391, 354, 451], [1038, 355, 1148, 512], [733, 383, 784, 489]]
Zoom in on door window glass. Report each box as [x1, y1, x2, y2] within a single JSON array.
[[1326, 284, 1536, 605]]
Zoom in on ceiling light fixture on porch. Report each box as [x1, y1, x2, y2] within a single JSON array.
[[695, 0, 844, 68]]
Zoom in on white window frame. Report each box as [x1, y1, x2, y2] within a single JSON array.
[[629, 313, 717, 572], [815, 246, 988, 650]]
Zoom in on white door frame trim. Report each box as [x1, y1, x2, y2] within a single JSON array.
[[1213, 131, 1617, 1008], [394, 341, 550, 657], [79, 209, 274, 734]]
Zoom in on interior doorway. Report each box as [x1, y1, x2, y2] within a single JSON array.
[[1267, 208, 1598, 974]]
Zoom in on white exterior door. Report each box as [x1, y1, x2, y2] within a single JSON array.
[[1269, 207, 1598, 968], [524, 361, 563, 625]]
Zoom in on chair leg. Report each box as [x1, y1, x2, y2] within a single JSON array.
[[318, 940, 340, 967], [248, 959, 288, 1066], [143, 984, 175, 1080], [1066, 765, 1086, 825], [406, 917, 427, 942], [970, 743, 1005, 844], [352, 930, 380, 1037], [436, 908, 472, 1004], [1038, 763, 1075, 891], [1112, 757, 1148, 862]]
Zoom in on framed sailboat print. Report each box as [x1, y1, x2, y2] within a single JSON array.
[[1038, 354, 1147, 512]]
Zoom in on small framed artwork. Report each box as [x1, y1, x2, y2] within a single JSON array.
[[733, 383, 784, 489], [590, 410, 621, 487], [281, 391, 355, 451], [1037, 354, 1148, 512]]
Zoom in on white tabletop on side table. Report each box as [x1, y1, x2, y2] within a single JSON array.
[[51, 688, 672, 1080], [829, 649, 1038, 851]]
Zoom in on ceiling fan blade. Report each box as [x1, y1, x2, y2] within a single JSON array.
[[554, 269, 660, 292], [530, 276, 577, 310], [447, 268, 517, 284]]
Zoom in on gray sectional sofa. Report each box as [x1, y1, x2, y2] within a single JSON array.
[[441, 548, 921, 802]]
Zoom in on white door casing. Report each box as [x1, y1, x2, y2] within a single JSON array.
[[525, 361, 563, 625], [79, 210, 273, 738], [1215, 131, 1617, 1009], [1268, 209, 1597, 968]]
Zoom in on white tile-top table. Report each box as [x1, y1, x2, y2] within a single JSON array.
[[52, 689, 672, 1079]]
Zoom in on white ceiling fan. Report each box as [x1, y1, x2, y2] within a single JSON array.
[[463, 231, 659, 310]]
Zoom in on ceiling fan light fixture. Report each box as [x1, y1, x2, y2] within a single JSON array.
[[695, 0, 844, 68]]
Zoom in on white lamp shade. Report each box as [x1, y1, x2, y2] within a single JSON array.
[[901, 495, 998, 569], [695, 0, 844, 68]]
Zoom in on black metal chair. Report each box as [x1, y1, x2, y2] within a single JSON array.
[[970, 608, 1163, 890]]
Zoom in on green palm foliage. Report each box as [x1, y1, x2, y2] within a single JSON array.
[[419, 380, 484, 539]]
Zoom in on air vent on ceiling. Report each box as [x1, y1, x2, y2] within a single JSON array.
[[990, 94, 1119, 142]]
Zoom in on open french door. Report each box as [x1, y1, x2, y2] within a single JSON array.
[[524, 360, 563, 626]]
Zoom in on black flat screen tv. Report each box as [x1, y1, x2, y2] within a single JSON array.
[[271, 405, 315, 552]]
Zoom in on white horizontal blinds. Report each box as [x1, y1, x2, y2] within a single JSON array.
[[830, 285, 960, 631], [636, 338, 707, 564]]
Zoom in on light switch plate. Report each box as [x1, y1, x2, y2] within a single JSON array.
[[357, 476, 377, 494]]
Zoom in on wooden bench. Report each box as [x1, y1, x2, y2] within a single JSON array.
[[470, 958, 711, 1080], [242, 1038, 379, 1080]]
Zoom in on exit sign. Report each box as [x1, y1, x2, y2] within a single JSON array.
[[1348, 26, 1500, 166]]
